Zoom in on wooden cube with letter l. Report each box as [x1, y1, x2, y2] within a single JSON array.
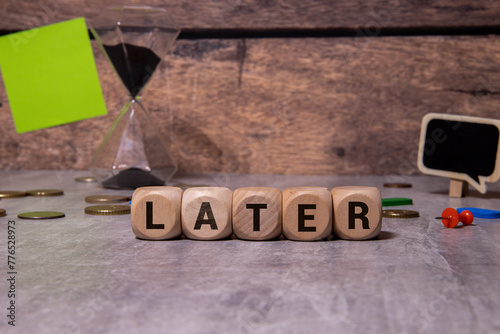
[[332, 186, 382, 240], [181, 187, 233, 240], [131, 186, 183, 240], [282, 187, 332, 241], [232, 187, 282, 240]]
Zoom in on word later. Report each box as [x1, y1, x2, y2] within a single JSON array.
[[131, 185, 382, 241]]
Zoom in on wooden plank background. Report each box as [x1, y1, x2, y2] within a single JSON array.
[[1, 1, 500, 175], [2, 0, 500, 30]]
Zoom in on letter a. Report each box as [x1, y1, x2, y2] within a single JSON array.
[[194, 202, 218, 230]]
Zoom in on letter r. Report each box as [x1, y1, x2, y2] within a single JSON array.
[[348, 202, 370, 229]]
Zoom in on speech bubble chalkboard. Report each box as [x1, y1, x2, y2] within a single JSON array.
[[417, 113, 500, 194]]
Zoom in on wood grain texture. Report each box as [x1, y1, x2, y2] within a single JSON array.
[[232, 187, 282, 240], [1, 36, 500, 175], [449, 179, 469, 198], [181, 187, 233, 240], [332, 186, 382, 240], [282, 187, 332, 241], [1, 0, 500, 31], [131, 186, 183, 240]]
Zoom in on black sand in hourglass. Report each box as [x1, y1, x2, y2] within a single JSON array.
[[102, 167, 165, 189], [103, 43, 161, 97], [99, 43, 165, 188], [89, 7, 179, 190]]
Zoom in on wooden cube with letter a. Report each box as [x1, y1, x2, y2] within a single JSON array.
[[332, 186, 382, 240], [232, 187, 282, 240], [131, 186, 183, 240], [282, 187, 332, 241], [181, 187, 233, 240]]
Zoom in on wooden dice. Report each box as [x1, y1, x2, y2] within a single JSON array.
[[232, 187, 282, 240], [131, 186, 183, 240], [282, 187, 332, 241], [332, 186, 382, 240], [131, 185, 383, 241], [181, 187, 233, 240]]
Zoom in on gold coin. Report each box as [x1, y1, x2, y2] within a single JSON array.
[[383, 183, 412, 188], [0, 209, 6, 217], [84, 205, 130, 216], [18, 211, 65, 220], [0, 191, 27, 199], [27, 189, 64, 197], [383, 209, 419, 219], [75, 176, 97, 183], [85, 195, 130, 204]]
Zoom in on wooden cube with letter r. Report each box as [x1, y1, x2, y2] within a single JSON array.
[[181, 187, 233, 240], [131, 186, 183, 240], [332, 186, 382, 240], [233, 187, 282, 240], [282, 187, 332, 241]]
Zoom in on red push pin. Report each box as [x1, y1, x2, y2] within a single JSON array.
[[436, 208, 474, 228]]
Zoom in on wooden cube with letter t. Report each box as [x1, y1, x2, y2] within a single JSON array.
[[131, 186, 183, 240], [232, 187, 282, 240], [332, 186, 382, 240], [282, 187, 332, 241], [181, 187, 233, 240]]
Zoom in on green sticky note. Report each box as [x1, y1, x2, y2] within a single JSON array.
[[0, 18, 107, 133]]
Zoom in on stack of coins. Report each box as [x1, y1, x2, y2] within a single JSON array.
[[85, 195, 130, 204], [84, 194, 131, 216], [84, 205, 131, 216]]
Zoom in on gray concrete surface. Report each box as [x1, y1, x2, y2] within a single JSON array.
[[1, 171, 499, 333]]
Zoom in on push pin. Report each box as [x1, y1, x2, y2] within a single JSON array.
[[436, 208, 474, 228]]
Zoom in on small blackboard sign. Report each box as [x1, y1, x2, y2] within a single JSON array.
[[418, 113, 500, 194]]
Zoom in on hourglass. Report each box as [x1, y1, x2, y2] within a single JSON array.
[[89, 6, 180, 189]]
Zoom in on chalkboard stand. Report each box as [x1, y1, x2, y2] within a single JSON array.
[[449, 179, 469, 198]]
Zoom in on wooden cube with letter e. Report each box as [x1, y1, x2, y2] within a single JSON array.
[[181, 187, 233, 240], [232, 187, 282, 240], [131, 186, 183, 240], [282, 187, 332, 241], [332, 186, 382, 240]]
